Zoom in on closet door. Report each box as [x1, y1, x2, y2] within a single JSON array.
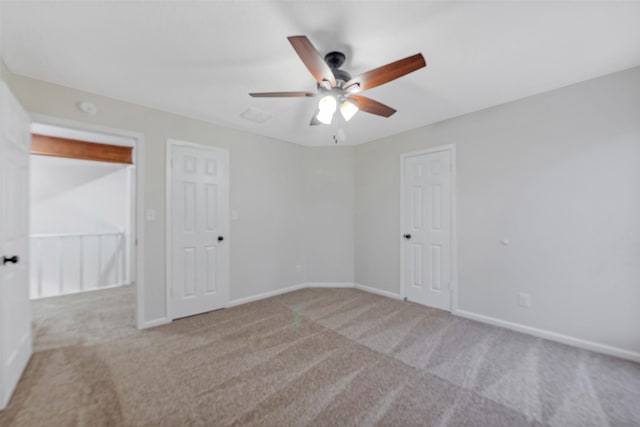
[[402, 147, 453, 311], [169, 141, 229, 319]]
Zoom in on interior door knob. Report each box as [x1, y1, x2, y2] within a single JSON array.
[[403, 234, 412, 240], [2, 255, 18, 265], [217, 236, 224, 242]]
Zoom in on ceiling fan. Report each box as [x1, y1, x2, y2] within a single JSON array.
[[250, 36, 426, 126]]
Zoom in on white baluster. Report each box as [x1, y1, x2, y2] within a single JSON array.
[[97, 234, 102, 288], [37, 238, 43, 298], [58, 236, 64, 295], [79, 235, 84, 292]]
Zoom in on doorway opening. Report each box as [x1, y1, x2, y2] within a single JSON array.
[[28, 121, 142, 335]]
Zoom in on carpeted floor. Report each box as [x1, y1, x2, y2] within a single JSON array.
[[1, 286, 639, 426]]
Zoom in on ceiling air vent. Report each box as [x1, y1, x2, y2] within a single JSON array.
[[240, 107, 272, 124]]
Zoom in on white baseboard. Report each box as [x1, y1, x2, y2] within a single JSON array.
[[354, 283, 402, 300], [226, 282, 404, 310], [306, 282, 355, 289], [304, 282, 404, 301], [140, 282, 399, 329], [453, 309, 640, 363], [145, 280, 640, 362], [140, 317, 171, 329], [227, 283, 306, 308]]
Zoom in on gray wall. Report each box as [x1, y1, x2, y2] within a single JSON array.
[[304, 147, 355, 283], [355, 66, 640, 354], [0, 58, 9, 81], [6, 61, 640, 357], [5, 71, 355, 325]]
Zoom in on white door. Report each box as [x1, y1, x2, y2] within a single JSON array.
[[169, 142, 229, 319], [0, 81, 32, 409], [402, 148, 453, 311]]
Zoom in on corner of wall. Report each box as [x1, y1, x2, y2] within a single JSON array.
[[1, 57, 10, 83]]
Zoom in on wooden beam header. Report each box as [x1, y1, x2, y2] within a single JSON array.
[[31, 134, 133, 164]]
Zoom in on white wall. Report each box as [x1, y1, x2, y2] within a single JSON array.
[[31, 156, 129, 234], [5, 70, 355, 325], [0, 59, 7, 82], [226, 135, 308, 299], [355, 66, 640, 356], [303, 147, 355, 284]]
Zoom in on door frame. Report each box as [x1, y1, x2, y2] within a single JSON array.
[[399, 144, 458, 312], [29, 114, 147, 329], [165, 138, 230, 321]]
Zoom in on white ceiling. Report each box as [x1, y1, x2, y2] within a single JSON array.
[[2, 1, 640, 146]]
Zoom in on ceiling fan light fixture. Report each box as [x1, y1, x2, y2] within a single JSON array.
[[249, 35, 427, 130], [340, 100, 358, 121], [317, 95, 337, 125]]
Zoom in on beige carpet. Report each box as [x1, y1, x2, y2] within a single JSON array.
[[1, 286, 639, 426]]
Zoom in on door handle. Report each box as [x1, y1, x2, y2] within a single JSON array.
[[2, 255, 18, 265], [217, 236, 224, 242], [403, 234, 412, 240]]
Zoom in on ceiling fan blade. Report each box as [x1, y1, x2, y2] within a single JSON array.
[[250, 91, 316, 97], [344, 53, 426, 94], [348, 95, 396, 117], [288, 36, 336, 87]]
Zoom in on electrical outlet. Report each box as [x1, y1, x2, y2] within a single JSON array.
[[518, 293, 531, 308]]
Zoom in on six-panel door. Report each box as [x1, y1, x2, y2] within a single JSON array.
[[170, 143, 229, 319], [0, 81, 32, 410], [402, 149, 452, 311]]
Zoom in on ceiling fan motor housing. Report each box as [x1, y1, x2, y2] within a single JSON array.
[[324, 51, 351, 87], [325, 51, 346, 68]]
